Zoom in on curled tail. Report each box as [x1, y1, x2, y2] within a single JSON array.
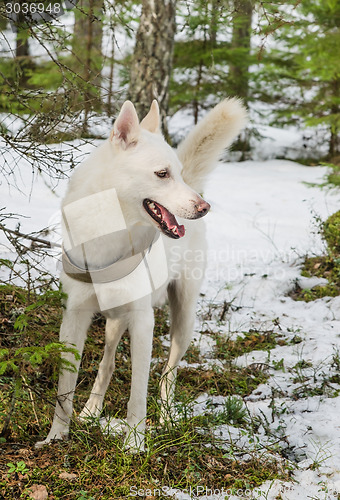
[[177, 98, 248, 193]]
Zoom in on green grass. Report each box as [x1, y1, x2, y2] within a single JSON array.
[[213, 329, 285, 360], [0, 284, 290, 498], [290, 210, 340, 302], [290, 254, 340, 302], [318, 162, 340, 189], [1, 426, 285, 499], [302, 162, 340, 189], [177, 364, 268, 400]]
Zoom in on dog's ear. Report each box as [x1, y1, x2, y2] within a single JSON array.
[[140, 100, 161, 134], [110, 101, 140, 149]]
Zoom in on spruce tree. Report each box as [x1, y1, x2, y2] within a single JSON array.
[[261, 0, 340, 159], [170, 0, 234, 122]]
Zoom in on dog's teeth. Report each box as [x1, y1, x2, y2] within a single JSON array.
[[148, 202, 161, 218]]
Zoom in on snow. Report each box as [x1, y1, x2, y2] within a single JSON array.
[[1, 136, 340, 498], [197, 161, 340, 499]]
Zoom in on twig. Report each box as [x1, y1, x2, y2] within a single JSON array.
[[22, 375, 40, 427], [20, 380, 57, 408], [0, 223, 61, 248]]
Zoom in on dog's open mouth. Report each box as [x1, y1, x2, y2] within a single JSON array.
[[143, 199, 185, 239]]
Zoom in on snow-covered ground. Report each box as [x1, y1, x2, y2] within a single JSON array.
[[1, 138, 340, 498], [199, 161, 340, 499]]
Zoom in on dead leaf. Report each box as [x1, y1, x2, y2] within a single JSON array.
[[27, 484, 48, 500], [58, 471, 77, 481]]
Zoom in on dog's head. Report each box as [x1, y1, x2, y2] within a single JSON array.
[[109, 100, 210, 239]]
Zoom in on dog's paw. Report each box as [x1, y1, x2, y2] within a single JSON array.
[[100, 417, 146, 452], [159, 405, 180, 426], [79, 401, 102, 421], [99, 417, 127, 436], [124, 431, 145, 454], [35, 431, 68, 449], [35, 440, 47, 449]]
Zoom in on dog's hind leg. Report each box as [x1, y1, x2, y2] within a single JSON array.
[[159, 275, 202, 423], [79, 317, 127, 420], [124, 306, 154, 451], [35, 307, 93, 448]]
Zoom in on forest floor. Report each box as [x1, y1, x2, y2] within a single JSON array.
[[1, 145, 340, 498]]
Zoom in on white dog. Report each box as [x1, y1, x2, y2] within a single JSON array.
[[36, 98, 247, 450]]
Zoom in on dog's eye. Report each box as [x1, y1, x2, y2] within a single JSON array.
[[155, 169, 169, 178]]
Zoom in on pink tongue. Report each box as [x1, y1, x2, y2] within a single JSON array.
[[158, 204, 185, 237]]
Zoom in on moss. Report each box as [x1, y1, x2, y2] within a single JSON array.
[[214, 329, 285, 361], [292, 283, 339, 302], [177, 364, 268, 400], [290, 254, 340, 302], [323, 210, 340, 256], [290, 210, 340, 302]]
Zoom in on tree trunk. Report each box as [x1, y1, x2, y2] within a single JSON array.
[[15, 18, 30, 87], [72, 0, 104, 129], [209, 0, 219, 48], [0, 14, 7, 32], [193, 59, 203, 125], [16, 31, 29, 59], [229, 0, 252, 157], [127, 0, 177, 137], [329, 78, 340, 159], [107, 23, 116, 115], [229, 0, 253, 104]]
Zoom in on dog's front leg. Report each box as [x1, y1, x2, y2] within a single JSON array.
[[35, 307, 93, 448], [79, 317, 127, 420], [124, 308, 154, 452]]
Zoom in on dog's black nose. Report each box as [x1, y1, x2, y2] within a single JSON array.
[[195, 200, 211, 217]]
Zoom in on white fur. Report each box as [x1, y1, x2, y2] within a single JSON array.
[[178, 98, 248, 192], [36, 98, 247, 451]]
